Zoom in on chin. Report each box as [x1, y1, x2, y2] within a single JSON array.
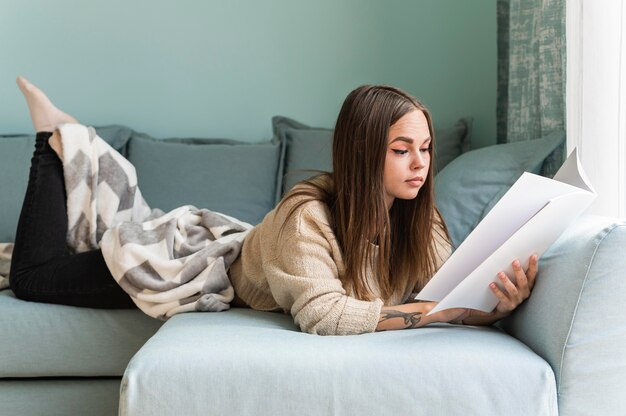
[[396, 191, 420, 200]]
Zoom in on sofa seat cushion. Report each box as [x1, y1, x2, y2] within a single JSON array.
[[1, 290, 162, 377], [0, 379, 121, 416], [121, 309, 557, 416]]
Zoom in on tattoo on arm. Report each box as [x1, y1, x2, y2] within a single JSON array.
[[378, 309, 423, 330]]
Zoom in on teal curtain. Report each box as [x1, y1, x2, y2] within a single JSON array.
[[497, 0, 566, 175]]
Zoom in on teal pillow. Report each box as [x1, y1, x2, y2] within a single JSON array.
[[0, 135, 36, 242], [273, 115, 473, 195], [272, 116, 333, 194], [434, 118, 473, 173], [435, 131, 566, 248], [127, 133, 282, 225], [93, 124, 134, 156]]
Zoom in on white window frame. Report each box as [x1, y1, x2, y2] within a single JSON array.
[[566, 0, 626, 218]]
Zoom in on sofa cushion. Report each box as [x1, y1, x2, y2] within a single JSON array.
[[273, 115, 473, 195], [434, 117, 473, 172], [500, 215, 626, 416], [0, 290, 162, 377], [127, 133, 282, 226], [276, 124, 333, 194], [91, 124, 134, 156], [120, 309, 557, 416], [0, 379, 120, 416], [435, 131, 565, 248], [0, 135, 34, 243]]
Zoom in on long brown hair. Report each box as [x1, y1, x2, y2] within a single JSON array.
[[279, 85, 449, 303]]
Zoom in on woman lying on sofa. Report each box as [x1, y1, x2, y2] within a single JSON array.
[[9, 77, 538, 335]]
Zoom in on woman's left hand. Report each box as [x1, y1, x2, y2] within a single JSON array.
[[490, 254, 539, 315], [458, 255, 539, 326]]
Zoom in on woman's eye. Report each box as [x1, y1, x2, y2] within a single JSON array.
[[392, 149, 409, 155], [420, 148, 430, 153]]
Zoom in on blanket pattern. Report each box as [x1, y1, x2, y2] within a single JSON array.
[[57, 124, 251, 319], [0, 243, 12, 290]]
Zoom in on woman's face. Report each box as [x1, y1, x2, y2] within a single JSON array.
[[383, 109, 431, 208]]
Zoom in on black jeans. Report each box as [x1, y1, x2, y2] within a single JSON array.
[[9, 132, 134, 308]]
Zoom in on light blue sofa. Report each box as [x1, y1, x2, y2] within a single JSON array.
[[1, 119, 625, 416]]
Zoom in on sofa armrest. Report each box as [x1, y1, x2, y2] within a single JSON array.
[[499, 215, 626, 416]]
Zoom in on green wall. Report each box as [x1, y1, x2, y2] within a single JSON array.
[[0, 0, 496, 148]]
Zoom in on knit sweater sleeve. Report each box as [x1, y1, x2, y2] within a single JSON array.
[[264, 205, 383, 336]]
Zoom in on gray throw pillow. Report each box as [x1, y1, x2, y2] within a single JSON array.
[[93, 124, 134, 156], [273, 115, 472, 195], [272, 116, 333, 194], [435, 131, 566, 248], [0, 135, 35, 242], [435, 118, 473, 172], [127, 133, 282, 226]]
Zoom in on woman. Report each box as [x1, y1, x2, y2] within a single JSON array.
[[10, 78, 538, 335]]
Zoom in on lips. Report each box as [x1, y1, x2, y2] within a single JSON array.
[[405, 176, 424, 187]]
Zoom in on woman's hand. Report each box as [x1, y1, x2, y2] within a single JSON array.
[[490, 254, 538, 315], [378, 255, 539, 331], [461, 254, 539, 326]]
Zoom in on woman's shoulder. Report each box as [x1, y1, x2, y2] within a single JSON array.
[[287, 173, 333, 196], [273, 175, 334, 232]]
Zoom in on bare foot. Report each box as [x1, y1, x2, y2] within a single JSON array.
[[16, 76, 78, 158]]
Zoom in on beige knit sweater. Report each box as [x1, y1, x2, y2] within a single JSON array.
[[228, 180, 451, 336]]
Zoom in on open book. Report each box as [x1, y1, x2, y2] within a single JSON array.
[[416, 149, 596, 315]]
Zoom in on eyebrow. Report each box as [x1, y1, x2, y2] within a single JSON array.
[[390, 136, 432, 145]]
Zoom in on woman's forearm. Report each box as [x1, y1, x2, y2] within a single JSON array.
[[376, 302, 436, 331], [461, 309, 510, 326], [376, 301, 473, 331], [375, 302, 511, 331]]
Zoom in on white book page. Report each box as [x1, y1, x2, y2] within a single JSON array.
[[553, 148, 596, 192], [427, 192, 594, 314], [416, 148, 596, 313]]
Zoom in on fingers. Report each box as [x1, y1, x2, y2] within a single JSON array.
[[526, 254, 539, 290], [490, 255, 540, 314], [490, 279, 516, 313], [511, 259, 528, 296]]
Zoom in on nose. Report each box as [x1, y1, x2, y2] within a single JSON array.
[[411, 151, 426, 170]]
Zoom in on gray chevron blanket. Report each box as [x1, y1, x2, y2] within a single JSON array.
[[0, 244, 11, 290], [56, 124, 251, 319]]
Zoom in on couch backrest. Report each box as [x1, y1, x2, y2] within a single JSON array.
[[0, 135, 35, 242], [126, 133, 283, 226], [272, 115, 473, 196], [1, 117, 473, 242]]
